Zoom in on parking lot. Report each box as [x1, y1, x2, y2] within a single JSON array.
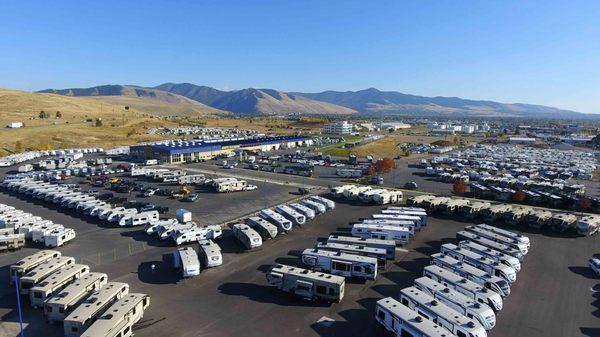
[[1, 195, 598, 337]]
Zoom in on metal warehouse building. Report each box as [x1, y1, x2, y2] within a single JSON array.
[[130, 136, 313, 164]]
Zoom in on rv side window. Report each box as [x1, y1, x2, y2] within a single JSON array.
[[71, 327, 78, 332], [377, 309, 385, 320], [124, 326, 130, 335], [418, 311, 429, 319], [316, 285, 326, 294], [400, 329, 414, 337], [353, 266, 361, 273], [457, 331, 467, 337], [297, 284, 310, 292], [332, 262, 350, 272]]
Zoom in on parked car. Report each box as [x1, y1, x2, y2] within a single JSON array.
[[183, 194, 199, 202]]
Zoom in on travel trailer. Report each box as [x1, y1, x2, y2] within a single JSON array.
[[80, 293, 150, 337], [259, 209, 293, 232], [275, 205, 306, 225], [30, 264, 90, 308], [351, 223, 410, 245], [266, 264, 345, 302], [301, 248, 378, 280], [44, 272, 108, 322], [44, 228, 76, 247], [232, 224, 263, 249], [327, 235, 396, 260], [173, 247, 201, 277], [9, 250, 61, 285], [198, 239, 223, 268], [245, 216, 278, 240]]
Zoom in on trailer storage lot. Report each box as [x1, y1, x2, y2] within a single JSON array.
[[1, 198, 598, 337]]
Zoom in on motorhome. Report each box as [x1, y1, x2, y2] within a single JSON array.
[[275, 205, 306, 225], [480, 204, 512, 222], [458, 240, 521, 273], [32, 223, 64, 243], [351, 223, 410, 245], [80, 293, 150, 337], [431, 253, 510, 297], [414, 276, 496, 330], [423, 265, 503, 312], [172, 225, 222, 245], [375, 297, 459, 337], [145, 218, 178, 235], [577, 215, 600, 236], [474, 224, 530, 248], [18, 256, 75, 295], [548, 213, 578, 233], [525, 209, 552, 229], [63, 282, 130, 337], [288, 203, 315, 220], [464, 226, 528, 255], [300, 199, 326, 214], [456, 231, 523, 262], [399, 287, 487, 337], [198, 239, 223, 268], [360, 219, 416, 235], [266, 264, 345, 302], [327, 235, 396, 260], [44, 272, 108, 322], [245, 216, 278, 240], [30, 264, 90, 308], [118, 211, 159, 227], [259, 209, 293, 232], [301, 248, 378, 280], [173, 247, 200, 277], [440, 243, 516, 283], [9, 250, 61, 285], [232, 224, 263, 249], [44, 228, 76, 247], [309, 195, 336, 210], [316, 242, 387, 268]]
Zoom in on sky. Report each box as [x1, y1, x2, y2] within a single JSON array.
[[1, 0, 599, 113]]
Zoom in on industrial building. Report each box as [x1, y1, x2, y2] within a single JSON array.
[[130, 136, 313, 164], [323, 121, 354, 134]]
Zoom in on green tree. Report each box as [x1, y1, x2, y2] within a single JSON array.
[[95, 118, 103, 127], [55, 111, 62, 118]]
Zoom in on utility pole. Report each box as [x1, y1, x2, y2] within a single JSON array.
[[14, 271, 25, 337]]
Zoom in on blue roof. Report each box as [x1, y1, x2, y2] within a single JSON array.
[[132, 135, 311, 155]]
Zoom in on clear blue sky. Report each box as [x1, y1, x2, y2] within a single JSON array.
[[1, 0, 599, 113]]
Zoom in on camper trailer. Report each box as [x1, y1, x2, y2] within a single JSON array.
[[351, 223, 410, 245], [525, 209, 552, 229], [375, 297, 459, 337], [315, 242, 387, 268], [266, 264, 345, 302], [577, 215, 600, 236], [259, 209, 293, 232], [458, 240, 521, 272], [399, 287, 487, 337], [360, 219, 416, 235], [80, 293, 150, 337], [330, 185, 355, 198], [172, 225, 222, 245], [464, 226, 528, 255], [382, 209, 428, 226], [232, 224, 263, 249], [30, 264, 90, 308], [0, 232, 25, 252], [371, 213, 423, 230], [300, 199, 327, 214], [474, 224, 530, 248], [439, 199, 471, 215], [548, 213, 578, 233], [275, 205, 306, 225], [63, 282, 130, 337], [198, 239, 223, 268], [245, 216, 278, 240], [31, 223, 64, 243], [178, 174, 205, 185], [301, 248, 377, 280], [414, 276, 496, 330], [309, 196, 336, 210], [145, 218, 178, 235], [288, 203, 316, 220], [457, 231, 523, 262], [440, 243, 517, 283], [372, 190, 403, 205], [18, 256, 75, 295], [118, 211, 159, 227], [173, 247, 201, 277], [158, 223, 196, 240], [480, 204, 512, 222], [44, 272, 108, 322], [9, 250, 61, 285], [343, 186, 371, 200], [327, 235, 396, 260], [501, 207, 531, 226], [44, 228, 76, 247]]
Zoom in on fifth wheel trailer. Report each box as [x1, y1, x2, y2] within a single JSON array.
[[301, 248, 378, 280], [232, 224, 263, 249], [275, 205, 306, 225], [9, 250, 61, 284], [198, 239, 223, 268], [44, 272, 108, 322], [259, 209, 293, 232], [173, 246, 201, 277], [80, 293, 150, 337], [245, 216, 278, 240], [327, 235, 396, 260], [266, 264, 345, 303]]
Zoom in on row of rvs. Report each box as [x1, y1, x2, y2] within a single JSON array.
[[0, 203, 76, 249], [375, 224, 531, 337], [266, 206, 428, 303], [0, 147, 103, 167], [9, 250, 149, 337], [330, 185, 403, 205], [407, 194, 600, 236]]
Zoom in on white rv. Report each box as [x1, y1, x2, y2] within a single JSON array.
[[399, 287, 487, 337], [457, 231, 523, 262], [300, 199, 326, 214], [245, 216, 278, 240], [351, 223, 410, 245], [382, 209, 428, 226], [158, 223, 196, 240], [9, 250, 61, 285], [361, 219, 416, 235], [465, 226, 528, 255], [44, 272, 108, 322], [343, 186, 371, 200], [198, 239, 223, 268], [309, 196, 335, 210], [423, 265, 503, 312], [375, 297, 458, 337], [266, 264, 345, 302], [474, 224, 530, 248], [30, 264, 90, 308], [31, 223, 64, 243], [172, 225, 222, 245], [414, 276, 496, 330], [173, 246, 200, 277], [372, 190, 403, 205], [81, 293, 150, 337], [288, 203, 316, 220], [63, 282, 130, 337], [440, 243, 517, 283], [44, 228, 76, 247], [372, 213, 423, 229], [214, 179, 251, 192], [431, 253, 510, 297], [327, 235, 396, 260], [259, 209, 293, 232], [330, 184, 355, 198], [316, 242, 387, 268], [178, 174, 205, 185], [577, 215, 600, 236], [301, 248, 378, 280], [232, 223, 263, 249], [145, 218, 178, 235], [458, 240, 521, 273], [275, 205, 306, 225], [118, 211, 159, 227], [18, 256, 75, 295]]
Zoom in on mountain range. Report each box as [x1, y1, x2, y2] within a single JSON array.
[[38, 83, 591, 118]]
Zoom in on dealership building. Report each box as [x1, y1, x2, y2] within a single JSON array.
[[130, 135, 313, 164]]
